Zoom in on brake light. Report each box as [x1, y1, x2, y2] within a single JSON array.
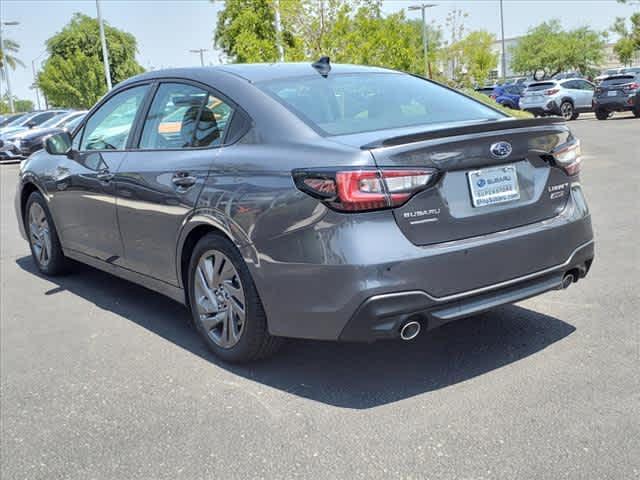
[[624, 82, 640, 91], [544, 88, 559, 96], [552, 139, 581, 176], [293, 168, 439, 212]]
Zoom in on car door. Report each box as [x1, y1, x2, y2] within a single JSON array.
[[47, 84, 151, 260], [114, 81, 236, 285], [578, 80, 595, 109]]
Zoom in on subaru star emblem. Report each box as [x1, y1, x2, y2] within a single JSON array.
[[490, 141, 513, 159], [477, 179, 486, 188]]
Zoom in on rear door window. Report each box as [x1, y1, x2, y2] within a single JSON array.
[[139, 83, 234, 149]]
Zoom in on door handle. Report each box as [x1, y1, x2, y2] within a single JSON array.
[[172, 173, 197, 188], [96, 170, 114, 182]]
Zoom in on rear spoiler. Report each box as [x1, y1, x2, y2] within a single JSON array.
[[360, 117, 566, 150]]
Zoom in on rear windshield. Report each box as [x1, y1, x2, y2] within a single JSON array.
[[601, 75, 636, 86], [526, 82, 556, 91], [259, 73, 504, 135]]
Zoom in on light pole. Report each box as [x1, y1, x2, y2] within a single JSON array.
[[408, 4, 437, 78], [0, 20, 20, 113], [31, 50, 47, 110], [95, 0, 112, 90], [499, 0, 507, 81], [273, 0, 285, 62], [189, 48, 208, 67]]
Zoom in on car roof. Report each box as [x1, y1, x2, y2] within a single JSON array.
[[119, 63, 398, 87]]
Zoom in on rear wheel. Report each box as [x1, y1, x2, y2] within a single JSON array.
[[633, 107, 640, 118], [560, 101, 575, 120], [187, 233, 283, 363], [25, 191, 68, 275], [595, 108, 610, 120]]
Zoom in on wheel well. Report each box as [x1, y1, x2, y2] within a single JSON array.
[[179, 224, 226, 292], [560, 97, 574, 106], [20, 182, 39, 224]]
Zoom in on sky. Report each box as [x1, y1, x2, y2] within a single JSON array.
[[1, 0, 638, 105]]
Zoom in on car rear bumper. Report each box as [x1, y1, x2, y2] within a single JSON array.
[[339, 240, 593, 341], [593, 95, 637, 111], [247, 183, 594, 341], [520, 98, 561, 115]]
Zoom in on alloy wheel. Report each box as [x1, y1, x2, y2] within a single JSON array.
[[194, 249, 246, 348], [561, 102, 573, 120], [28, 202, 52, 268]]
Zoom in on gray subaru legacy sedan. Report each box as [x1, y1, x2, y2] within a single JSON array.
[[15, 60, 594, 362]]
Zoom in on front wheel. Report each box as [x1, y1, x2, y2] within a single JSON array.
[[25, 191, 69, 275], [187, 233, 283, 363]]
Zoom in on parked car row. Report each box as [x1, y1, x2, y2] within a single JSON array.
[[0, 109, 87, 160], [478, 71, 640, 121]]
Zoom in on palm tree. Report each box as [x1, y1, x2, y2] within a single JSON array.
[[0, 37, 25, 77]]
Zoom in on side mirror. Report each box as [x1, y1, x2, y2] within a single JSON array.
[[44, 131, 73, 156], [27, 120, 37, 129]]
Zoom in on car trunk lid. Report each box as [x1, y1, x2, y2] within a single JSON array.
[[357, 117, 573, 246]]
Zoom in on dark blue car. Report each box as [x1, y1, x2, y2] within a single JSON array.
[[492, 84, 525, 110]]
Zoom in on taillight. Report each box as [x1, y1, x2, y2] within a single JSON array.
[[293, 168, 439, 212], [552, 139, 581, 176], [544, 88, 559, 96], [624, 82, 640, 91]]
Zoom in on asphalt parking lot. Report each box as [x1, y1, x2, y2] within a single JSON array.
[[1, 114, 638, 480]]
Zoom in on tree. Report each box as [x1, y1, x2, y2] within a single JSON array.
[[453, 31, 498, 85], [38, 13, 143, 108], [511, 20, 605, 78], [330, 8, 424, 73], [0, 96, 33, 113], [0, 37, 25, 73], [611, 14, 640, 65], [214, 0, 285, 62]]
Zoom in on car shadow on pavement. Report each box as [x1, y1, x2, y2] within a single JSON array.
[[17, 256, 576, 409]]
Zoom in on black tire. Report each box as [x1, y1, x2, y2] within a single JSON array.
[[560, 101, 576, 121], [187, 232, 283, 363], [595, 108, 609, 120], [633, 107, 640, 118], [24, 191, 69, 275]]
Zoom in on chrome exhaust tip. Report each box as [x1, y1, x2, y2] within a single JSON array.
[[400, 321, 421, 341]]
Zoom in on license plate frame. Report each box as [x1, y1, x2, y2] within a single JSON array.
[[468, 164, 521, 208]]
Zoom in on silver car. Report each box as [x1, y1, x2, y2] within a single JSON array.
[[519, 78, 595, 120]]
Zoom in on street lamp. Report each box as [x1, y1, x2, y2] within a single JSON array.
[[408, 4, 437, 78], [189, 48, 208, 67], [95, 0, 112, 90], [0, 20, 20, 113], [31, 50, 47, 110], [499, 0, 507, 81]]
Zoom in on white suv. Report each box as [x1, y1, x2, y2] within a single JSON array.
[[519, 78, 595, 120]]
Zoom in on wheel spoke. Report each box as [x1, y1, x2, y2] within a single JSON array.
[[223, 280, 243, 302], [200, 311, 225, 332], [196, 264, 217, 308], [219, 260, 235, 282], [210, 254, 224, 287]]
